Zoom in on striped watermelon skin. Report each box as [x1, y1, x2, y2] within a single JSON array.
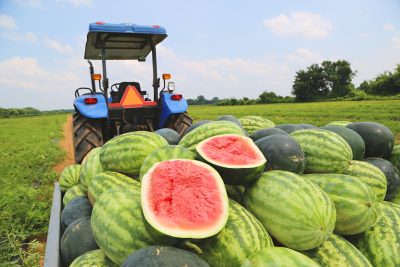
[[242, 247, 319, 267], [326, 120, 352, 127], [100, 131, 168, 177], [302, 234, 372, 267], [244, 170, 336, 250], [91, 187, 155, 265], [225, 185, 245, 205], [70, 249, 118, 267], [80, 147, 103, 189], [289, 129, 352, 173], [347, 202, 400, 267], [179, 121, 245, 151], [342, 160, 387, 201], [59, 164, 81, 192], [88, 171, 140, 204], [239, 116, 275, 135], [389, 144, 400, 170], [304, 173, 378, 235], [62, 185, 87, 206], [189, 200, 273, 267], [139, 145, 196, 180]]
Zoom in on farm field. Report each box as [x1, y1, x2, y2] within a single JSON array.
[[0, 114, 66, 266], [188, 100, 400, 141]]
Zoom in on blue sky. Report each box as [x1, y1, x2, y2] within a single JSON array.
[[0, 0, 399, 110]]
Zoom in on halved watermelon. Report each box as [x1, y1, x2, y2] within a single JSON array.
[[196, 134, 266, 185], [141, 159, 229, 239]]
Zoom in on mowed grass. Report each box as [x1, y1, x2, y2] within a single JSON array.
[[0, 114, 66, 266], [188, 100, 400, 141]]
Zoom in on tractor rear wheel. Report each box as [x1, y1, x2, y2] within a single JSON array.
[[165, 112, 193, 136], [73, 113, 104, 164]]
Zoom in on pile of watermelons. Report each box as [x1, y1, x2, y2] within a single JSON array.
[[58, 115, 400, 267]]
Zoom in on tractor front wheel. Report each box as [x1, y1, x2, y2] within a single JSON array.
[[73, 113, 104, 163], [165, 112, 193, 136]]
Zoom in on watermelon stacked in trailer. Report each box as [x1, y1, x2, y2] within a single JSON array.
[[56, 116, 400, 266]]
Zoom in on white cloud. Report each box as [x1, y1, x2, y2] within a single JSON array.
[[0, 31, 38, 42], [264, 12, 332, 38], [44, 37, 73, 53], [57, 0, 94, 7], [384, 23, 395, 32], [0, 14, 17, 29], [286, 48, 322, 64]]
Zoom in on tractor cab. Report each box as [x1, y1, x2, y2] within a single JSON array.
[[72, 22, 192, 163]]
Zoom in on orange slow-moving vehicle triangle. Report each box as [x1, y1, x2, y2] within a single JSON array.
[[121, 86, 144, 107]]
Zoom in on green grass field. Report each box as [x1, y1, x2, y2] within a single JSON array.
[[189, 100, 400, 141], [0, 114, 66, 266]]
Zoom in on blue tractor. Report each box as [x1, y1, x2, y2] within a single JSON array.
[[73, 22, 192, 163]]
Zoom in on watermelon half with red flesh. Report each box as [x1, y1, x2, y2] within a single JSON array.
[[141, 159, 229, 239], [196, 134, 267, 185]]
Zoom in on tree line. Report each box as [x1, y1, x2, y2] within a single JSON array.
[[0, 107, 72, 118], [188, 61, 400, 105]]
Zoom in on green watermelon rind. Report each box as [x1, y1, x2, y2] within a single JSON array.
[[141, 159, 229, 239], [59, 164, 81, 192], [70, 249, 118, 267], [179, 121, 245, 151], [389, 144, 400, 170], [80, 147, 103, 189], [139, 145, 196, 180], [303, 173, 378, 235], [289, 129, 353, 173], [196, 134, 266, 186], [244, 170, 336, 251], [239, 116, 275, 135], [62, 185, 87, 207]]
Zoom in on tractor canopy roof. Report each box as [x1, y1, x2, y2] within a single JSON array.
[[84, 22, 167, 60]]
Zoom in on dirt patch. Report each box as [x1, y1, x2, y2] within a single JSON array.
[[54, 114, 75, 174]]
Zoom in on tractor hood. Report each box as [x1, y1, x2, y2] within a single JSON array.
[[84, 22, 167, 60]]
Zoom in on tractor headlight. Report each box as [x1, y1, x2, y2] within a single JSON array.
[[167, 82, 175, 92]]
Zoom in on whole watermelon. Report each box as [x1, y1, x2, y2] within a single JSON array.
[[389, 144, 400, 170], [62, 185, 87, 207], [80, 147, 103, 189], [100, 131, 168, 176], [59, 164, 81, 192], [70, 249, 117, 267], [239, 116, 275, 135], [155, 128, 181, 145]]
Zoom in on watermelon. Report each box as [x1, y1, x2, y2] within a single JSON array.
[[155, 128, 181, 145], [196, 134, 266, 185], [250, 127, 288, 141], [347, 202, 400, 267], [183, 120, 211, 136], [225, 184, 245, 205], [80, 147, 103, 189], [342, 160, 387, 201], [59, 164, 81, 192], [91, 187, 154, 265], [303, 173, 377, 235], [346, 122, 394, 158], [389, 144, 400, 170], [392, 191, 400, 205], [121, 246, 210, 267], [179, 121, 245, 151], [215, 115, 243, 128], [239, 116, 275, 135], [255, 135, 305, 174], [100, 131, 168, 176], [321, 125, 366, 160], [88, 171, 140, 204], [326, 120, 352, 127], [296, 123, 318, 129], [302, 234, 372, 267], [289, 129, 352, 173], [244, 170, 336, 250], [63, 185, 87, 207], [70, 249, 117, 267], [186, 200, 273, 267], [60, 216, 99, 266], [61, 196, 92, 231], [275, 123, 303, 133], [242, 247, 319, 267], [139, 145, 196, 180], [364, 157, 400, 201], [141, 159, 229, 239]]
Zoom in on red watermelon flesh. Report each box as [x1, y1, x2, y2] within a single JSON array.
[[199, 134, 264, 166], [141, 159, 229, 239]]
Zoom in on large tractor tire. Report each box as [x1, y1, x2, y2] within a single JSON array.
[[165, 112, 193, 136], [73, 113, 104, 164]]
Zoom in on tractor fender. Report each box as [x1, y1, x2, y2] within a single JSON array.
[[74, 93, 108, 119], [158, 92, 188, 128]]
